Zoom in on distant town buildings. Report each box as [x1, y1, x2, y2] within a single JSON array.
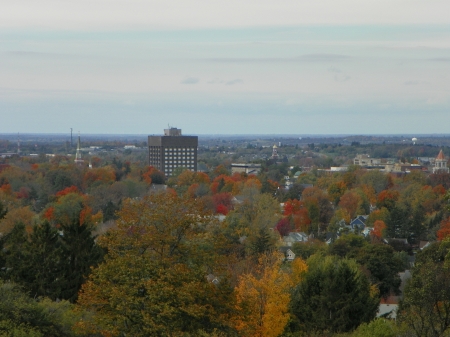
[[433, 149, 449, 174], [148, 127, 198, 177], [231, 163, 262, 175]]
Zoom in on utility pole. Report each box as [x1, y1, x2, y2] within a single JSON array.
[[70, 128, 73, 147]]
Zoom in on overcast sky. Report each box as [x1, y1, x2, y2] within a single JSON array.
[[1, 0, 449, 135]]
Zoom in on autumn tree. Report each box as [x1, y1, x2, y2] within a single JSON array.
[[377, 190, 400, 211], [76, 193, 234, 336], [233, 253, 307, 337], [339, 190, 362, 220], [372, 220, 387, 240], [437, 216, 450, 241]]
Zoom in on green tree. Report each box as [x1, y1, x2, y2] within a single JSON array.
[[351, 318, 398, 337], [59, 218, 104, 302], [355, 244, 403, 297], [290, 255, 378, 334], [0, 281, 80, 337], [76, 193, 234, 337], [399, 243, 450, 337]]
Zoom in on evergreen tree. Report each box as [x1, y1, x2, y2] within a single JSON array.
[[386, 206, 409, 238], [59, 219, 104, 302], [249, 228, 274, 256], [0, 201, 7, 220], [26, 221, 65, 299], [0, 223, 32, 285], [290, 255, 378, 334]]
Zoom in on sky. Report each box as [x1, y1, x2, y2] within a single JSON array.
[[1, 0, 450, 135]]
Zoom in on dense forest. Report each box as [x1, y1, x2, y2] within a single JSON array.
[[1, 139, 450, 336]]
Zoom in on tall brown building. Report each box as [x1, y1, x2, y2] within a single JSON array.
[[148, 128, 198, 176]]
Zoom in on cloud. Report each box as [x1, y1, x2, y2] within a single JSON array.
[[427, 57, 450, 62], [404, 80, 430, 86], [207, 78, 225, 84], [334, 74, 351, 82], [328, 66, 341, 73], [207, 54, 351, 63], [207, 78, 243, 85], [225, 79, 243, 85], [180, 77, 199, 84]]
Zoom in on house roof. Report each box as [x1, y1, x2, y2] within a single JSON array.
[[437, 149, 445, 160], [377, 304, 398, 319], [350, 218, 366, 228]]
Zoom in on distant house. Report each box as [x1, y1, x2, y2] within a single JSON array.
[[377, 301, 398, 319], [231, 163, 261, 175], [283, 232, 309, 247], [350, 215, 368, 231], [279, 247, 296, 261]]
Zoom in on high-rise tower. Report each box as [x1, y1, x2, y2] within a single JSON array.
[[148, 128, 198, 177]]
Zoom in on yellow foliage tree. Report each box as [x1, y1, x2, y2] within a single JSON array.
[[233, 253, 307, 337]]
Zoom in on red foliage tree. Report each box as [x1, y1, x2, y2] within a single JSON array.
[[216, 204, 229, 215], [275, 218, 291, 237]]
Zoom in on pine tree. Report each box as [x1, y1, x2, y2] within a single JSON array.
[[59, 219, 104, 302], [290, 255, 378, 334]]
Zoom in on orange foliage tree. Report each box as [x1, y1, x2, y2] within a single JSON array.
[[338, 191, 361, 220], [377, 189, 400, 210], [371, 220, 387, 240], [437, 217, 450, 241], [141, 166, 165, 185], [83, 167, 116, 188]]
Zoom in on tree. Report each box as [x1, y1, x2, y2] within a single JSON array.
[[339, 190, 362, 220], [58, 218, 104, 302], [372, 220, 387, 240], [386, 205, 409, 239], [76, 193, 234, 336], [0, 201, 7, 220], [377, 190, 400, 211], [359, 170, 389, 194], [290, 255, 378, 334], [1, 219, 102, 302], [437, 216, 450, 241], [354, 244, 403, 298], [0, 281, 80, 337], [399, 242, 450, 337], [275, 218, 291, 237], [233, 253, 307, 337], [351, 319, 398, 337]]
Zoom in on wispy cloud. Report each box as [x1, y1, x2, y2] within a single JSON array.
[[404, 80, 428, 86], [180, 77, 199, 84], [207, 54, 351, 63], [334, 74, 351, 82], [328, 66, 341, 73], [207, 78, 243, 85], [427, 57, 450, 62], [226, 79, 243, 85]]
